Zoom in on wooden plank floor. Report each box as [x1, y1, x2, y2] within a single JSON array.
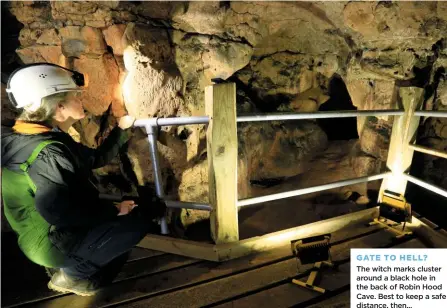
[[2, 213, 445, 308]]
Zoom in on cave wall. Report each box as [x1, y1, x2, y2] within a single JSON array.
[[3, 1, 447, 227]]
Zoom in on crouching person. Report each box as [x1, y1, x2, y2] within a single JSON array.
[[1, 64, 164, 296]]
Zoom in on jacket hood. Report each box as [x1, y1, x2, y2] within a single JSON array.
[[13, 121, 52, 135], [1, 125, 62, 167]]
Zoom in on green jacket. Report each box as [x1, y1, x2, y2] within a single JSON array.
[[1, 124, 128, 267]]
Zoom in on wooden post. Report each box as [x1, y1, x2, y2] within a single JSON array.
[[205, 82, 239, 244], [379, 87, 424, 200]]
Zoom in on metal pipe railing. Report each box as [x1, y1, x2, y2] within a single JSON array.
[[237, 172, 391, 207], [157, 116, 209, 126], [99, 194, 211, 211], [134, 110, 405, 127], [403, 174, 447, 198], [409, 144, 447, 159], [134, 116, 209, 127], [414, 111, 447, 118], [165, 201, 212, 211], [145, 125, 169, 234], [132, 109, 404, 215], [237, 110, 404, 122], [145, 125, 165, 198]]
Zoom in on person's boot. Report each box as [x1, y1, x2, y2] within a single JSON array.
[[48, 269, 100, 296]]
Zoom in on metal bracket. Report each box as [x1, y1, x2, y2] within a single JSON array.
[[370, 218, 413, 239], [292, 261, 334, 294]]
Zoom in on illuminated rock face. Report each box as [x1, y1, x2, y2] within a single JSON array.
[[5, 1, 447, 228]]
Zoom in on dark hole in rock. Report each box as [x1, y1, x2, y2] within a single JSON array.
[[106, 45, 114, 54], [259, 93, 293, 112], [1, 1, 22, 77], [219, 1, 231, 9], [317, 75, 359, 140], [164, 170, 178, 195], [199, 151, 207, 161], [378, 0, 394, 8], [412, 65, 433, 88], [178, 128, 190, 141], [432, 38, 445, 56], [251, 177, 285, 188]]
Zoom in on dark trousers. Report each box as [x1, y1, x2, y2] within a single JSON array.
[[60, 207, 157, 280]]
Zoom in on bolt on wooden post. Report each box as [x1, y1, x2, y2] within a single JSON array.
[[205, 82, 239, 244], [379, 87, 424, 200]]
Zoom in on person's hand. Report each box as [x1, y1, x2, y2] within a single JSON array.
[[118, 115, 136, 130], [115, 200, 137, 216]]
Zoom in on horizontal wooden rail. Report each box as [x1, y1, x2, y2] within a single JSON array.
[[137, 207, 381, 261]]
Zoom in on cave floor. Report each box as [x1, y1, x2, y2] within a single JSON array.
[[2, 212, 442, 308]]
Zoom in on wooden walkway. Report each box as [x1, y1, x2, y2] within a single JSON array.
[[2, 211, 445, 308]]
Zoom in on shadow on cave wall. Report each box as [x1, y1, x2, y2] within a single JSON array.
[[317, 75, 359, 141], [230, 74, 359, 141], [1, 1, 23, 82]]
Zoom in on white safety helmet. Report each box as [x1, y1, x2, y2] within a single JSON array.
[[6, 63, 86, 112]]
